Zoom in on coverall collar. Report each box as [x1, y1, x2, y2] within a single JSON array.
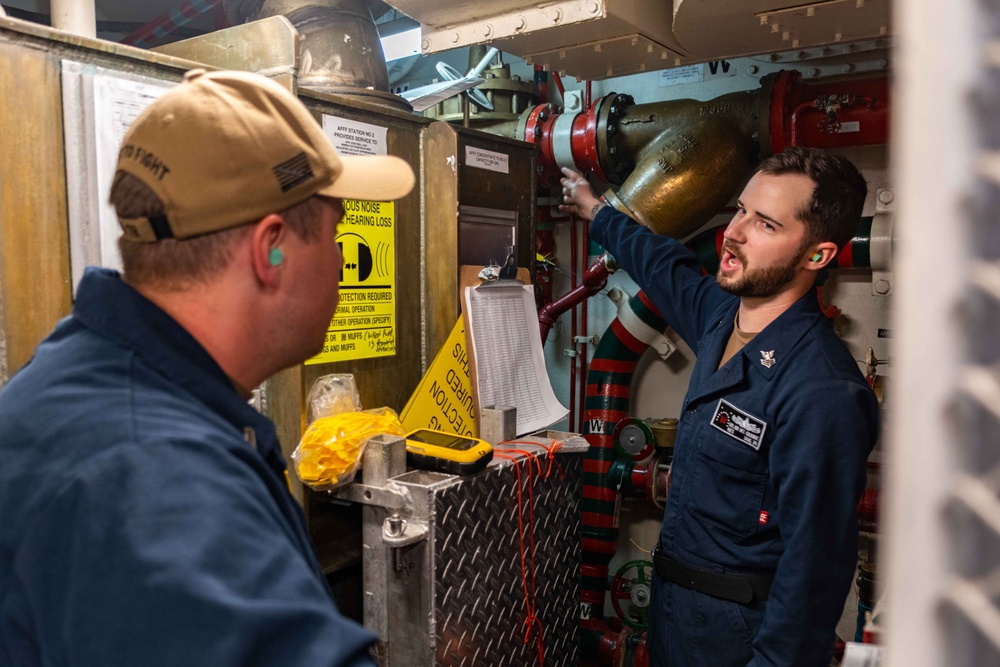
[[72, 267, 280, 463], [687, 288, 825, 404]]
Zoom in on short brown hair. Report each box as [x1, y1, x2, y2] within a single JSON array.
[[757, 147, 867, 250], [111, 171, 326, 289]]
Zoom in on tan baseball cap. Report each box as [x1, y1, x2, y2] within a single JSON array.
[[114, 68, 415, 242]]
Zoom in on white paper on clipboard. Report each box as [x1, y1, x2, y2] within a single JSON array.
[[463, 283, 568, 436]]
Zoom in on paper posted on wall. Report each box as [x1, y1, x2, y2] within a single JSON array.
[[463, 283, 568, 436]]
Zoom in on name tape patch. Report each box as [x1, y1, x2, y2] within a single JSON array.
[[711, 399, 767, 450]]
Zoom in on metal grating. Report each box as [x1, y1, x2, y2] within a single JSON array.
[[432, 455, 582, 666]]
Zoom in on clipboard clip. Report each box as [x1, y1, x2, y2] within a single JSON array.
[[477, 245, 524, 289]]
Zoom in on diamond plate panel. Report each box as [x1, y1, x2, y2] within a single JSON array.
[[433, 454, 582, 667]]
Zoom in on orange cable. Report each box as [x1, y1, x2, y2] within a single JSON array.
[[494, 440, 571, 666]]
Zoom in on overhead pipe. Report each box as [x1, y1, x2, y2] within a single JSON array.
[[122, 0, 223, 48], [511, 70, 889, 240], [517, 89, 761, 238], [51, 0, 96, 38], [767, 71, 890, 153]]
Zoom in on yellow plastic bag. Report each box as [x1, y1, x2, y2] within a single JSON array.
[[292, 407, 406, 491]]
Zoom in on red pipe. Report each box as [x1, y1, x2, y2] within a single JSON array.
[[521, 72, 890, 190], [578, 213, 590, 436], [596, 627, 631, 665], [522, 104, 559, 187], [857, 487, 880, 530], [788, 100, 816, 147], [535, 207, 556, 311], [122, 0, 223, 48], [630, 464, 651, 495], [768, 70, 889, 154], [584, 624, 649, 667], [570, 107, 608, 182], [552, 70, 566, 100], [570, 215, 579, 432], [580, 292, 666, 620], [538, 255, 614, 343]]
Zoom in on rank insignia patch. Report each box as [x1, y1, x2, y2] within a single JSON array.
[[711, 399, 767, 450], [760, 350, 776, 368]]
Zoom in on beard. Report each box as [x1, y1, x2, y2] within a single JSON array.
[[716, 244, 803, 298]]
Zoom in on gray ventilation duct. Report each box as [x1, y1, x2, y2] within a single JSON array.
[[224, 0, 410, 110]]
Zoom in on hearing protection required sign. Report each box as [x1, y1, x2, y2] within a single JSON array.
[[306, 199, 396, 365]]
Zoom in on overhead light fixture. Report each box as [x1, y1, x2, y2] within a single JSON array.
[[381, 26, 422, 62]]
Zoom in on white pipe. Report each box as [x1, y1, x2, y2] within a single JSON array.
[[466, 47, 499, 78], [51, 0, 96, 39]]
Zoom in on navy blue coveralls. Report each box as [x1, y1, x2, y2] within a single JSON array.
[[0, 268, 377, 667], [591, 208, 879, 667]]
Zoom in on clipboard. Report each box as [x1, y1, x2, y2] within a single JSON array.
[[459, 264, 530, 435], [459, 261, 567, 437]]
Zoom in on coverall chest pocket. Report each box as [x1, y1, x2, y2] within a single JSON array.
[[688, 427, 769, 537]]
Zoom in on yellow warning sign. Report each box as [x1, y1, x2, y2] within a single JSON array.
[[400, 317, 477, 437], [306, 200, 396, 365]]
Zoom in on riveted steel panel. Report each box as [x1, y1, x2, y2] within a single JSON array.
[[431, 454, 581, 666]]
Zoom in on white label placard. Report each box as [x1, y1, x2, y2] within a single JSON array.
[[841, 643, 883, 667], [659, 64, 705, 87], [466, 146, 509, 174], [322, 116, 387, 156], [837, 121, 861, 133], [61, 62, 174, 291]]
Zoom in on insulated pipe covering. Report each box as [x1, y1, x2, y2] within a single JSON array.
[[51, 0, 96, 38], [580, 291, 666, 620]]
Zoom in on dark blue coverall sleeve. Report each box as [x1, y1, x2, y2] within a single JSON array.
[[11, 436, 377, 667], [748, 382, 871, 666], [590, 206, 732, 353]]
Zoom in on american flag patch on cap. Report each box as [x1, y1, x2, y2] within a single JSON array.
[[273, 152, 314, 192]]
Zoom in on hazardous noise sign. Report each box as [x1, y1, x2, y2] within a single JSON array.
[[306, 199, 396, 365], [400, 317, 477, 437]]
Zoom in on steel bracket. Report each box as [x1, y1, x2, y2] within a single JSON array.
[[332, 479, 412, 511]]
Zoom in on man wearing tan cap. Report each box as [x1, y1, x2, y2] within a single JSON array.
[[0, 69, 414, 666]]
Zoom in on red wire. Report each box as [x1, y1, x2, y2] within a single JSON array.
[[492, 439, 566, 666]]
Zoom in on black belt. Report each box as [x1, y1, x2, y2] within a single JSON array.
[[653, 549, 773, 605]]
